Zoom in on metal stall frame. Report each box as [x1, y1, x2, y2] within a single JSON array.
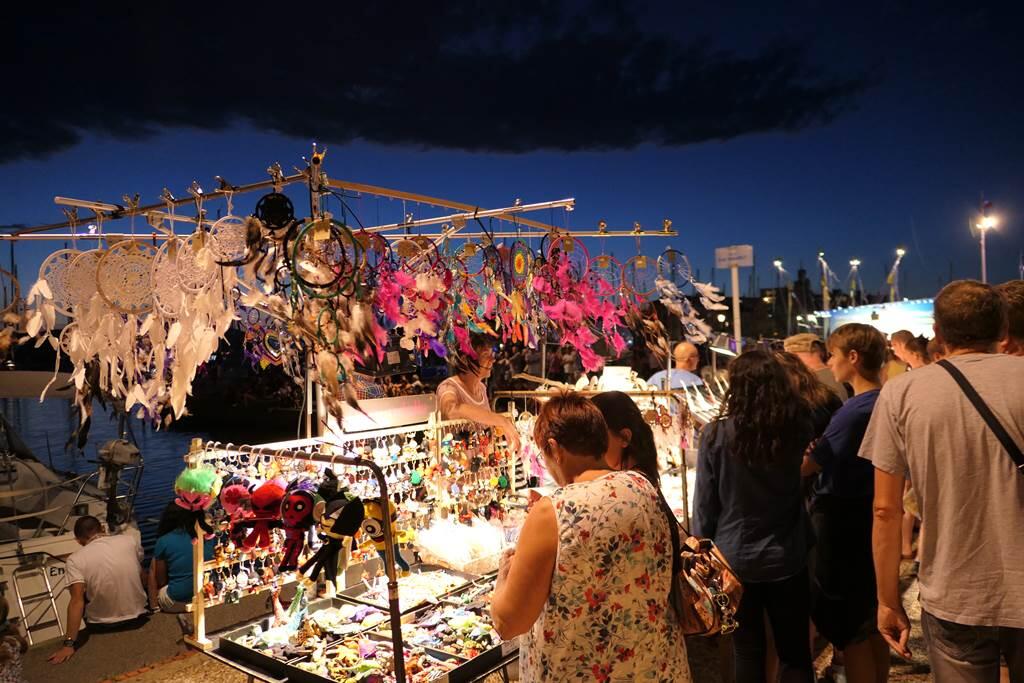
[[181, 412, 516, 682], [181, 438, 412, 683]]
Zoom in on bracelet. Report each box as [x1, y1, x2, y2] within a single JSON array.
[[62, 638, 75, 648]]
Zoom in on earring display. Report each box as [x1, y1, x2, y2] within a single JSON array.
[[185, 419, 523, 682]]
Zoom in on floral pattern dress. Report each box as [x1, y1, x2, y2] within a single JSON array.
[[520, 470, 692, 682]]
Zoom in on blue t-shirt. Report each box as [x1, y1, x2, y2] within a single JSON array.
[[810, 389, 880, 500], [647, 369, 703, 389], [154, 529, 216, 603]]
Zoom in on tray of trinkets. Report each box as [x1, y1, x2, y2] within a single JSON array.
[[376, 578, 511, 682], [285, 634, 462, 683], [339, 564, 479, 614], [217, 598, 388, 676], [217, 616, 317, 678]]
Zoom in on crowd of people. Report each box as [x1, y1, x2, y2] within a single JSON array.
[[493, 277, 1023, 683], [2, 278, 1018, 683]]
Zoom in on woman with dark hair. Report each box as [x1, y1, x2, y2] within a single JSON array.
[[491, 393, 690, 682], [437, 332, 520, 452], [148, 501, 215, 634], [775, 350, 843, 439], [591, 391, 661, 487], [693, 349, 815, 683]]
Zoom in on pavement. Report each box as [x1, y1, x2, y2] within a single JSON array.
[[23, 562, 933, 683]]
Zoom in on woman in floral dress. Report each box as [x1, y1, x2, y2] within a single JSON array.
[[491, 392, 691, 682]]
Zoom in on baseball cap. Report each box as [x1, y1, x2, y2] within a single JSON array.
[[783, 333, 823, 354]]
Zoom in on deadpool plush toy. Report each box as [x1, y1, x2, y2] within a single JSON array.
[[279, 479, 318, 571], [237, 479, 286, 550]]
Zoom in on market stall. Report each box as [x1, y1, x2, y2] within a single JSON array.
[[178, 397, 526, 683], [4, 147, 731, 681]]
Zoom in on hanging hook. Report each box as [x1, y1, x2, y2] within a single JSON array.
[[267, 162, 285, 192], [62, 208, 79, 249], [187, 181, 206, 236]]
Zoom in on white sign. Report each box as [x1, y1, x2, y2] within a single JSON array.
[[715, 244, 754, 269]]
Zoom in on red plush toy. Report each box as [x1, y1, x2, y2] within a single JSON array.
[[237, 479, 286, 550]]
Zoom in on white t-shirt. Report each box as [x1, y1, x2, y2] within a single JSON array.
[[436, 376, 488, 420], [64, 531, 147, 624]]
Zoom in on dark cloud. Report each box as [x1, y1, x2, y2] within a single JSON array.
[[2, 1, 868, 164]]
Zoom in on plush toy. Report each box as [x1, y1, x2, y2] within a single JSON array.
[[236, 478, 287, 550], [362, 499, 410, 575], [219, 480, 255, 546], [299, 486, 364, 592], [279, 479, 319, 572], [173, 467, 222, 539]]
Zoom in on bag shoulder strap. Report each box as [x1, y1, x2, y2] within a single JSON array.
[[937, 359, 1024, 473], [652, 485, 683, 577]]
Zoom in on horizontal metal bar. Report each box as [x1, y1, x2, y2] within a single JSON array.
[[6, 174, 308, 236], [411, 229, 678, 239], [360, 198, 575, 234], [326, 178, 563, 233]]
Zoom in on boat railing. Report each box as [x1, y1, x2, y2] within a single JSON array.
[[0, 462, 144, 538]]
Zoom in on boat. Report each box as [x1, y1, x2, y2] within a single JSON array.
[[0, 412, 143, 645]]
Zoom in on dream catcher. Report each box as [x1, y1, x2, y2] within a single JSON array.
[[0, 268, 21, 359], [96, 240, 156, 315], [353, 230, 391, 291], [453, 241, 485, 283], [291, 217, 362, 297], [67, 249, 108, 313], [657, 248, 692, 288], [240, 307, 287, 369], [509, 239, 533, 289], [622, 254, 658, 299], [545, 235, 590, 283], [392, 235, 440, 275], [152, 238, 189, 319], [0, 268, 19, 317], [588, 253, 624, 302], [38, 249, 82, 317], [176, 232, 218, 293], [653, 247, 724, 344], [253, 190, 296, 233], [210, 192, 257, 267]]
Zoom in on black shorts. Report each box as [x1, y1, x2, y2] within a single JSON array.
[[809, 495, 877, 649]]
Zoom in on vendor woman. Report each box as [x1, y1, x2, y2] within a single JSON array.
[[437, 332, 521, 453]]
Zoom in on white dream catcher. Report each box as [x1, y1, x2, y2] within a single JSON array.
[[152, 238, 190, 319], [176, 232, 218, 293], [38, 249, 82, 317], [209, 191, 249, 264], [67, 248, 108, 313], [97, 240, 157, 315]]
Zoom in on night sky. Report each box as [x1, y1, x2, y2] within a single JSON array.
[[3, 2, 1023, 299]]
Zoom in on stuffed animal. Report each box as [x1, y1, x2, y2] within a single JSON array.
[[236, 478, 287, 550], [362, 499, 410, 575], [279, 479, 319, 572], [299, 486, 364, 592], [173, 466, 222, 540], [219, 480, 255, 546]]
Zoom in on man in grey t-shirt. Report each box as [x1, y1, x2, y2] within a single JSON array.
[[859, 280, 1024, 682]]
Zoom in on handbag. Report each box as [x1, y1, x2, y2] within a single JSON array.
[[655, 490, 743, 636], [937, 360, 1024, 475]]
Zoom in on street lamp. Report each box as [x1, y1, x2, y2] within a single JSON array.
[[890, 248, 906, 302], [976, 215, 997, 283], [772, 260, 784, 335], [849, 259, 861, 304]]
